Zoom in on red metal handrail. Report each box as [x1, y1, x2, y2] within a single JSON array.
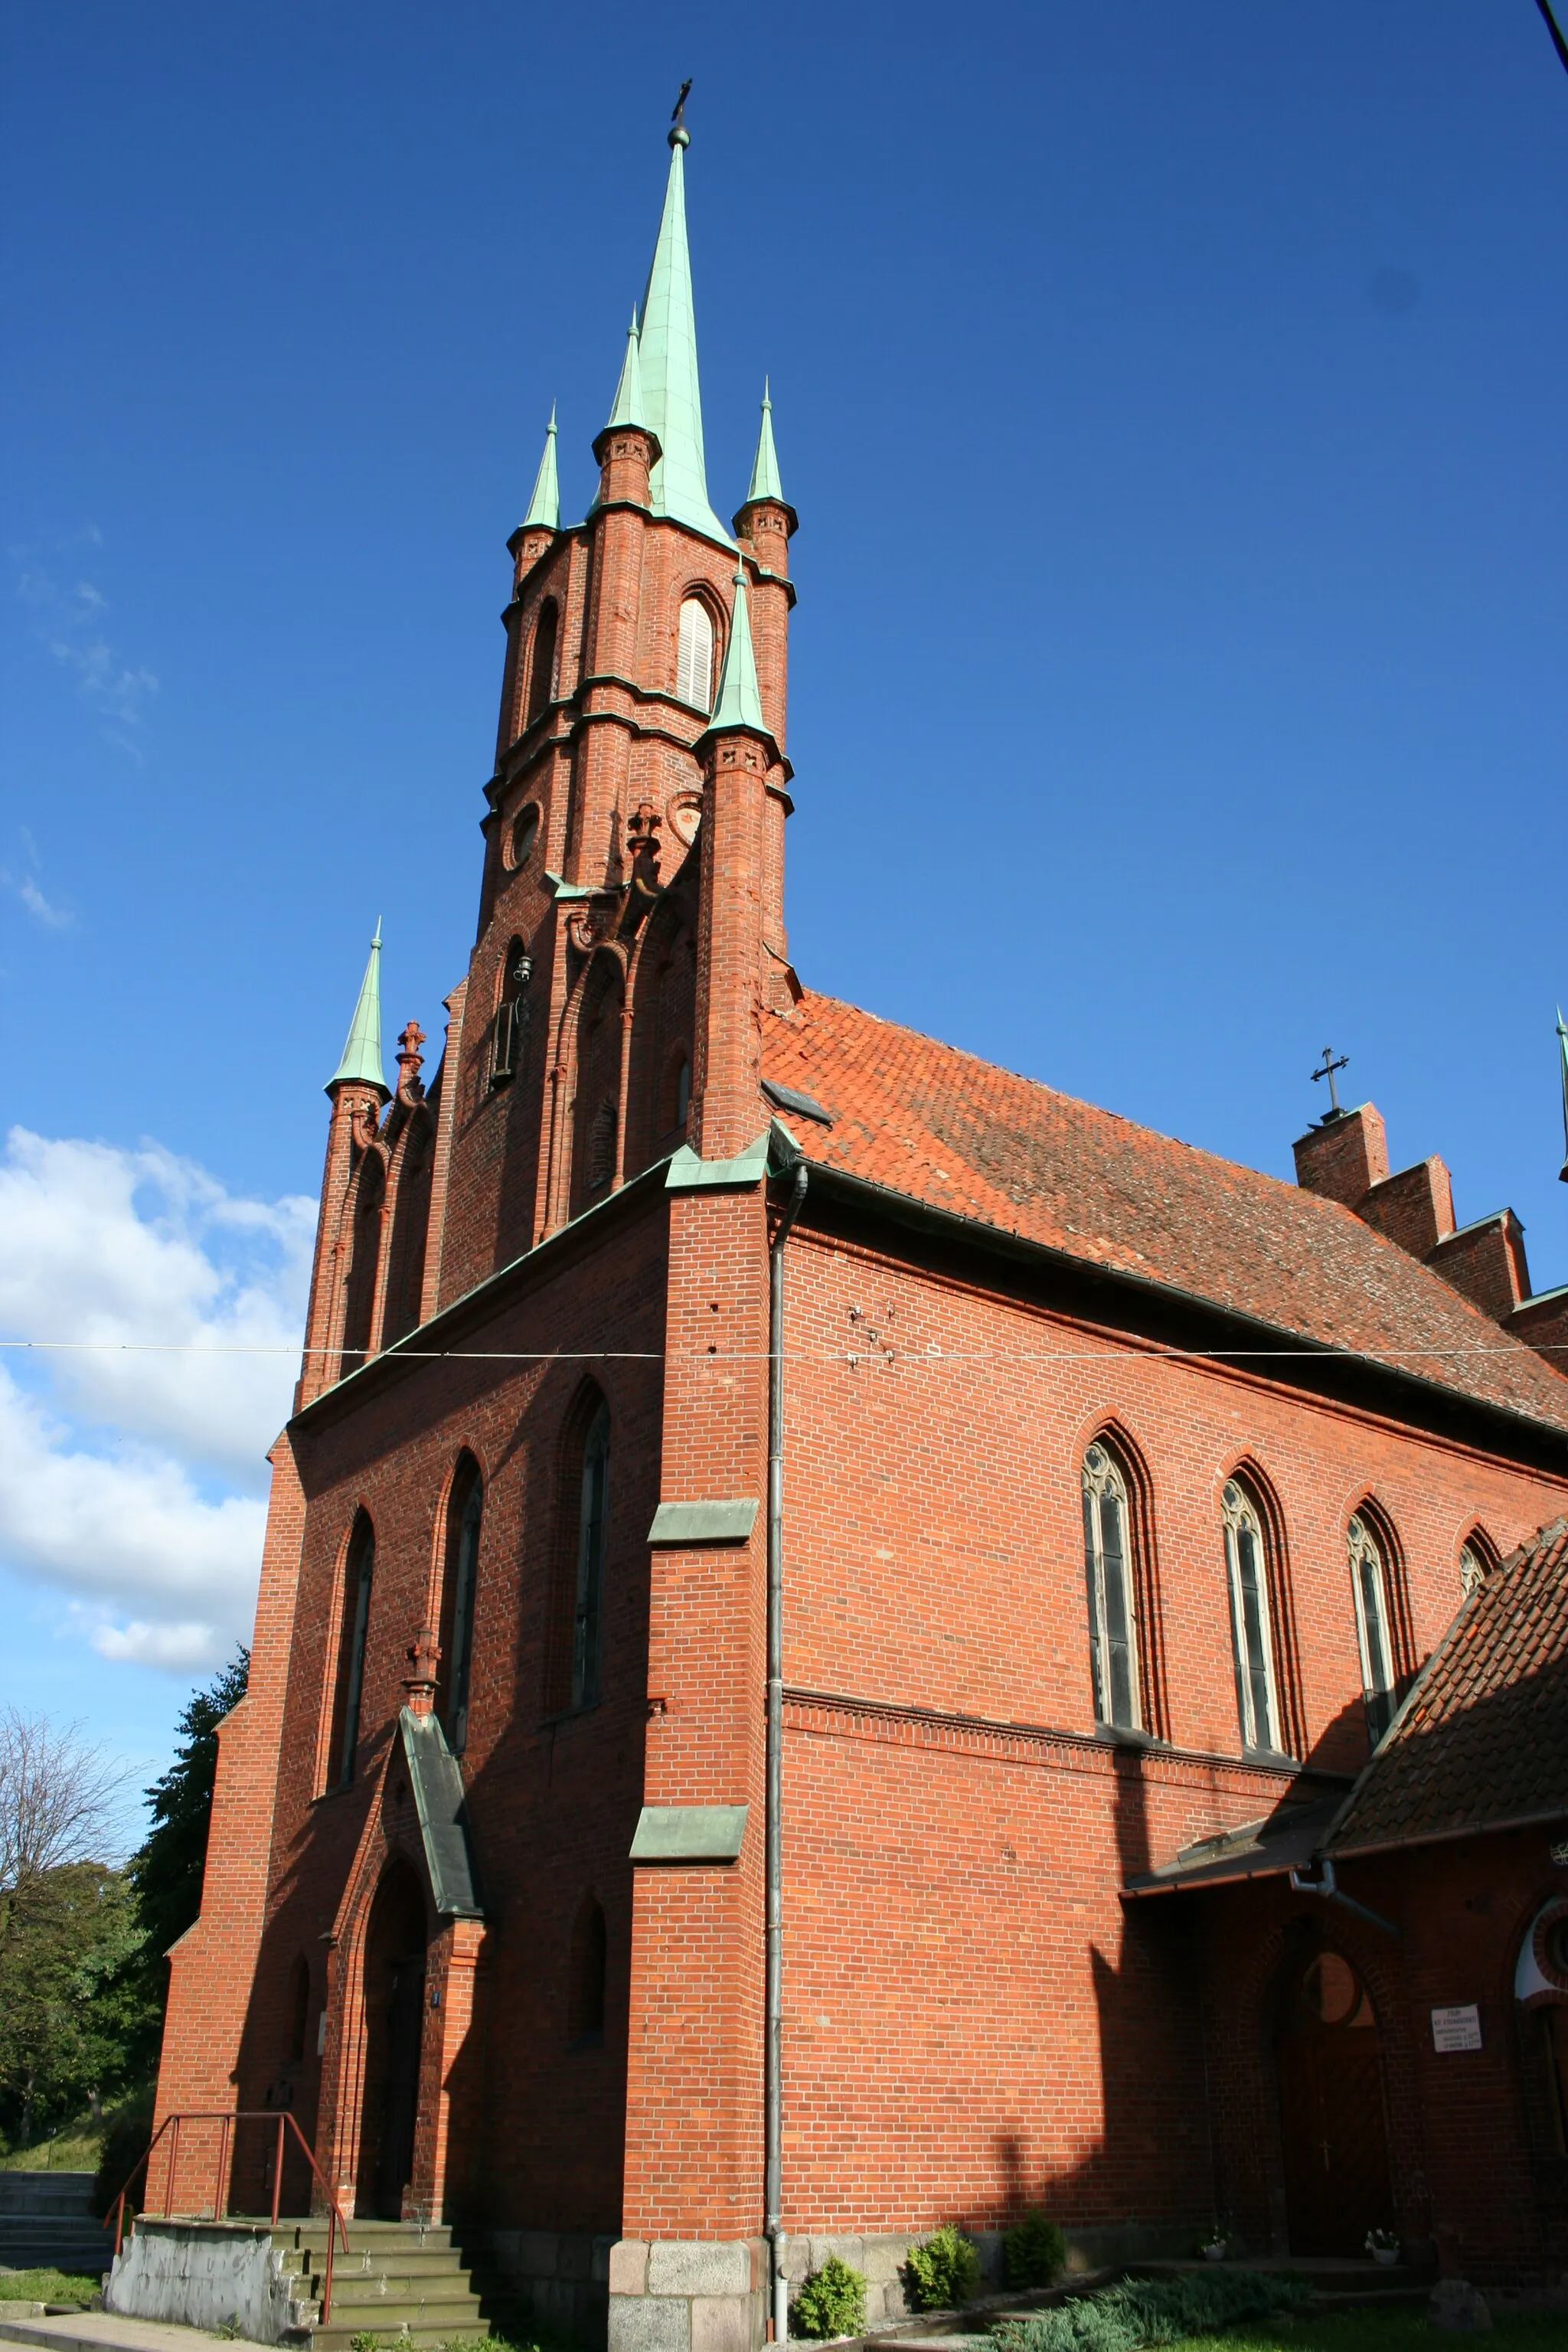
[[103, 2109, 351, 2323]]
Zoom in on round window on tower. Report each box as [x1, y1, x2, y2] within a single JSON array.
[[507, 803, 541, 872]]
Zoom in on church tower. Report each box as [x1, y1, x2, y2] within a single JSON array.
[[430, 109, 799, 1289]]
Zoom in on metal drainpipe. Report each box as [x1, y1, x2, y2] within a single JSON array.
[[766, 1160, 808, 2344]]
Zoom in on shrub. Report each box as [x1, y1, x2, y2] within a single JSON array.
[[994, 2269, 1312, 2352], [1004, 2210, 1067, 2292], [906, 2225, 981, 2311], [793, 2255, 867, 2341]]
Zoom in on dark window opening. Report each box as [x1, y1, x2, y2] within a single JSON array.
[[572, 1402, 610, 1709], [568, 1896, 607, 2047], [439, 1462, 483, 1754], [328, 1514, 374, 1788], [492, 938, 534, 1087], [526, 601, 558, 727]]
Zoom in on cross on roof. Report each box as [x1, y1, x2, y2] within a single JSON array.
[[1311, 1044, 1349, 1119]]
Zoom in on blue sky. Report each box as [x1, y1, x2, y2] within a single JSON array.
[[2, 2, 1566, 1824]]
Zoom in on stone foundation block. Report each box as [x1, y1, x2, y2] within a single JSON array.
[[648, 2241, 753, 2298]]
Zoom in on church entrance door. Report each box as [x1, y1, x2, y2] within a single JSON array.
[[358, 1862, 430, 2222], [1274, 1946, 1393, 2255]]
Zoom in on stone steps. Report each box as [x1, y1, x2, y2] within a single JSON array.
[[0, 2175, 112, 2278], [272, 2216, 518, 2349]]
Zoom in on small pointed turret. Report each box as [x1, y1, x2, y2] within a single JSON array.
[[520, 406, 560, 534], [638, 121, 730, 545], [746, 381, 795, 518], [606, 309, 649, 434], [1557, 1006, 1568, 1184], [699, 568, 773, 752], [325, 921, 390, 1098]]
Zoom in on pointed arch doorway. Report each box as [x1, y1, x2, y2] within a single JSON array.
[[358, 1861, 430, 2220], [1274, 1944, 1394, 2254]]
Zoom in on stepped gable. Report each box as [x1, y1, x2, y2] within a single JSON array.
[[761, 989, 1568, 1432], [1327, 1515, 1568, 1856]]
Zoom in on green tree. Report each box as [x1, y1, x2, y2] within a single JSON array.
[[0, 1861, 155, 2146], [127, 1648, 249, 1988]]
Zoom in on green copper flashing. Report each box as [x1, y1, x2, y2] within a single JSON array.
[[325, 920, 390, 1098], [665, 1127, 772, 1190], [647, 1499, 759, 1544], [606, 308, 649, 432], [629, 1802, 748, 1864], [638, 133, 731, 547], [521, 403, 560, 533], [697, 567, 771, 746]]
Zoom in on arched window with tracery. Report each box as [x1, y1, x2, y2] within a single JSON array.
[[1082, 1442, 1140, 1731], [675, 597, 714, 714], [526, 599, 559, 727], [325, 1511, 374, 1789], [1221, 1479, 1280, 1755], [437, 1457, 483, 1754], [1459, 1529, 1496, 1598], [1348, 1511, 1399, 1745]]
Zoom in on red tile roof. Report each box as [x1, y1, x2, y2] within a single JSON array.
[[760, 991, 1568, 1433], [1328, 1518, 1568, 1853]]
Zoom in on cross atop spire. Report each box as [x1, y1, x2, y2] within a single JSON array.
[[326, 920, 390, 1098], [637, 119, 730, 547], [521, 405, 560, 533], [1556, 1006, 1568, 1184]]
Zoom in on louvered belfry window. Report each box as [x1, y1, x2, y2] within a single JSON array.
[[1221, 1481, 1279, 1754], [1348, 1514, 1396, 1743], [1082, 1444, 1138, 1730], [675, 597, 714, 714]]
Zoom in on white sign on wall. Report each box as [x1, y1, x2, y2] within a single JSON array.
[[1432, 2003, 1482, 2052]]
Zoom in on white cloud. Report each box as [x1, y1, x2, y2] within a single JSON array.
[[2, 829, 74, 928], [0, 1129, 315, 1674], [11, 540, 158, 752]]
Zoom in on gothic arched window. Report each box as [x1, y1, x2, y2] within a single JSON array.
[[675, 597, 714, 714], [526, 599, 559, 726], [327, 1511, 374, 1789], [491, 936, 534, 1087], [1348, 1512, 1397, 1744], [1459, 1530, 1495, 1597], [1221, 1480, 1279, 1755], [439, 1458, 483, 1754], [1082, 1442, 1139, 1731], [572, 1399, 611, 1708]]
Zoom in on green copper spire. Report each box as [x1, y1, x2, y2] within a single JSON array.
[[746, 380, 786, 504], [703, 568, 769, 741], [325, 921, 389, 1097], [606, 309, 648, 433], [521, 405, 560, 533], [638, 127, 730, 546], [1557, 1006, 1568, 1184]]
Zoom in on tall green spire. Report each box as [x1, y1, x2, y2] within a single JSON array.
[[606, 309, 649, 433], [325, 921, 389, 1097], [638, 127, 730, 546], [702, 568, 770, 743], [521, 405, 560, 532], [746, 380, 786, 505], [1557, 1006, 1568, 1184]]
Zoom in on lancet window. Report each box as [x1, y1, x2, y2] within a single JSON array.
[[1082, 1442, 1139, 1731], [675, 597, 714, 714], [440, 1460, 483, 1754], [327, 1513, 374, 1789], [1221, 1480, 1279, 1755], [572, 1400, 611, 1708], [1348, 1512, 1397, 1744]]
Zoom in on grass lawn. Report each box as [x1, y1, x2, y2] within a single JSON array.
[[0, 2128, 105, 2172], [0, 2267, 102, 2305], [1181, 2311, 1560, 2352]]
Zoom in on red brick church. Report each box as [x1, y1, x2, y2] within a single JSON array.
[[153, 113, 1568, 2335]]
